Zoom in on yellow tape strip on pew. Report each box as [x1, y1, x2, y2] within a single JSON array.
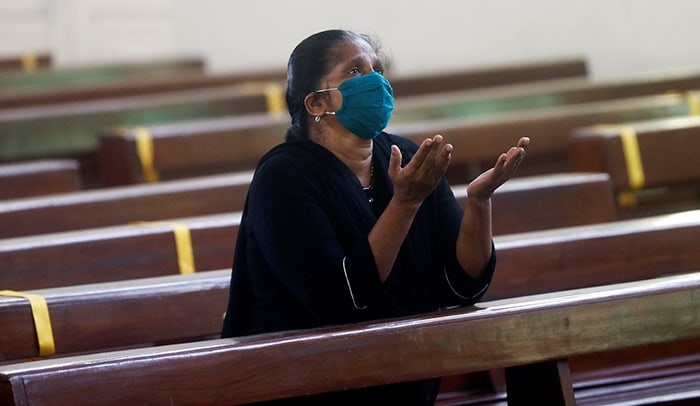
[[264, 82, 286, 115], [131, 222, 196, 274], [21, 53, 38, 72], [0, 290, 55, 357], [133, 128, 160, 183], [687, 92, 700, 116], [618, 126, 645, 207]]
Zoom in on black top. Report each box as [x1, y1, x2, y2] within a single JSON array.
[[221, 132, 496, 404]]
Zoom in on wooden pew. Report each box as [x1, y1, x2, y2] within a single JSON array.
[[0, 160, 82, 199], [390, 56, 587, 96], [2, 271, 699, 405], [0, 57, 587, 167], [389, 67, 700, 123], [0, 53, 51, 73], [0, 270, 231, 363], [0, 84, 279, 185], [569, 115, 700, 217], [485, 208, 700, 300], [393, 91, 698, 181], [3, 66, 697, 184], [0, 69, 285, 110], [0, 57, 588, 109], [98, 114, 289, 185], [97, 92, 697, 186], [0, 171, 253, 239], [0, 57, 204, 91], [0, 172, 618, 290], [1, 210, 697, 402]]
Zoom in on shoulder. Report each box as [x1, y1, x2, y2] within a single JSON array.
[[251, 140, 334, 195]]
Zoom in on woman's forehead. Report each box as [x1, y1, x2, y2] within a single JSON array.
[[333, 38, 378, 65]]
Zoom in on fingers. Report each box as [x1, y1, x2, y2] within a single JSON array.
[[388, 145, 402, 178], [409, 135, 451, 170], [518, 136, 530, 150]]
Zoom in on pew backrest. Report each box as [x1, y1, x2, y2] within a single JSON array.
[[0, 57, 587, 109], [98, 114, 288, 185], [0, 270, 230, 362], [0, 160, 82, 199], [0, 171, 253, 238], [0, 57, 204, 91]]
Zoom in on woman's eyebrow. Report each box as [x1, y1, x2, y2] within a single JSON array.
[[344, 55, 378, 70]]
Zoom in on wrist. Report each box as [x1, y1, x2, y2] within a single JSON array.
[[390, 196, 423, 212], [466, 185, 492, 205]]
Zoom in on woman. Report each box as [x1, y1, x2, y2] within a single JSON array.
[[222, 29, 529, 404]]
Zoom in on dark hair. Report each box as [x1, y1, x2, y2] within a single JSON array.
[[284, 29, 378, 141]]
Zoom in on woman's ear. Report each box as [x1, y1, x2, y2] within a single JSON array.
[[304, 91, 327, 117]]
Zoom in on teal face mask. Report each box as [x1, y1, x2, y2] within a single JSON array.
[[315, 72, 394, 139]]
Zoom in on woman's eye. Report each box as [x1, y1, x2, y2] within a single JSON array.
[[374, 67, 384, 75], [348, 67, 361, 75]]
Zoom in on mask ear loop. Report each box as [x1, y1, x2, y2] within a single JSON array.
[[312, 88, 339, 122]]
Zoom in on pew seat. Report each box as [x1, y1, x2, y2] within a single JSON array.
[[0, 172, 617, 287], [0, 160, 82, 199], [2, 271, 699, 405]]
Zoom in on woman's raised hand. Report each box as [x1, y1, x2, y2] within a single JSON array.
[[389, 135, 452, 205], [467, 137, 530, 201]]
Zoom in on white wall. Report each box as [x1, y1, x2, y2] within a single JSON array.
[[2, 0, 700, 80]]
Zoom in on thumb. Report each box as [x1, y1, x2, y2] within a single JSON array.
[[388, 145, 402, 178]]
